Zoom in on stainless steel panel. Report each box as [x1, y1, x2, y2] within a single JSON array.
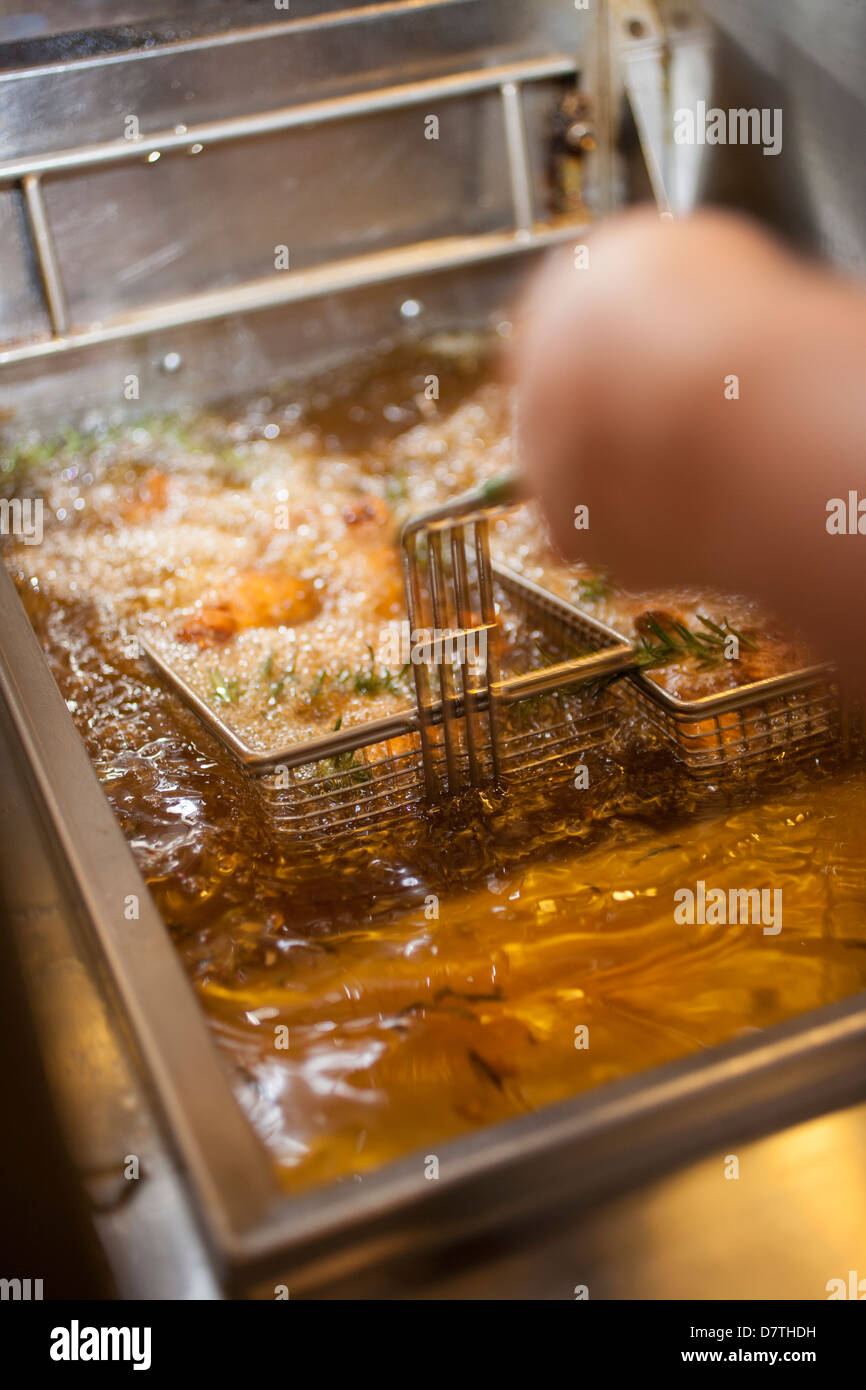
[[0, 561, 281, 1267], [42, 92, 515, 325], [324, 1103, 866, 1300], [0, 252, 537, 429], [0, 681, 220, 1299], [663, 0, 866, 271], [0, 3, 589, 370], [0, 186, 49, 345], [0, 2, 359, 49], [0, 3, 585, 160]]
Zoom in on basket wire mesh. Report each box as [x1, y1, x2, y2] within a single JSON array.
[[141, 479, 846, 836], [624, 665, 841, 777], [140, 480, 635, 840]]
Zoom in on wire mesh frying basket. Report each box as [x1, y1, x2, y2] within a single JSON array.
[[141, 469, 850, 837], [623, 663, 842, 777], [141, 482, 635, 840]]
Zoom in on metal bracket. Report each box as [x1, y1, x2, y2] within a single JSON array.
[[611, 0, 713, 216]]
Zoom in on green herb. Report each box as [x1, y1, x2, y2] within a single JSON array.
[[323, 722, 373, 783], [331, 754, 372, 783], [2, 429, 84, 478], [344, 646, 410, 698], [574, 574, 612, 604], [635, 613, 758, 672], [259, 649, 293, 704], [695, 612, 757, 650], [514, 688, 565, 724], [308, 669, 327, 702], [209, 669, 243, 704], [60, 426, 85, 454]]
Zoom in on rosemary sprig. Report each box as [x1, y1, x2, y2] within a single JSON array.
[[209, 669, 243, 704], [308, 668, 327, 703], [336, 646, 410, 698], [1, 426, 88, 478], [574, 574, 612, 604], [259, 648, 296, 704], [635, 613, 757, 672], [324, 717, 373, 782]]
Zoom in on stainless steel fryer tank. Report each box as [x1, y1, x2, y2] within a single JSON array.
[[1, 1, 865, 1300]]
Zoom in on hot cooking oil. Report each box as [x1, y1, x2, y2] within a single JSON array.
[[4, 342, 866, 1193]]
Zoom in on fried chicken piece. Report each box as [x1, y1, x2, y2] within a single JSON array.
[[175, 604, 238, 648], [227, 570, 320, 628], [175, 570, 321, 648], [119, 469, 170, 521], [342, 495, 392, 530], [341, 544, 405, 620], [629, 602, 811, 701]]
